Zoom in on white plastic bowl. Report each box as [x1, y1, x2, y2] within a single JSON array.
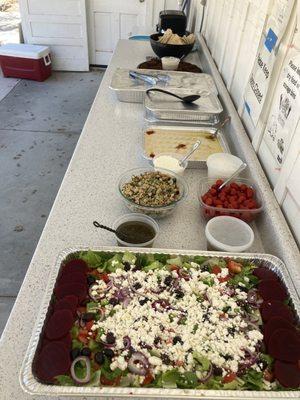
[[205, 216, 254, 252], [206, 153, 243, 179]]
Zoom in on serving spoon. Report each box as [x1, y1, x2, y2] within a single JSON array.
[[146, 88, 203, 104], [217, 162, 247, 191], [93, 220, 129, 241], [179, 140, 202, 166]]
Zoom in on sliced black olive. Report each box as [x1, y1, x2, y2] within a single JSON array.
[[81, 347, 91, 357], [103, 348, 114, 358], [106, 332, 115, 345], [81, 312, 94, 322], [87, 275, 96, 286], [95, 351, 105, 365], [70, 348, 81, 361]]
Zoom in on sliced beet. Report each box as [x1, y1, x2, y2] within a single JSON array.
[[55, 282, 87, 303], [258, 280, 287, 301], [268, 328, 300, 362], [34, 341, 71, 383], [260, 300, 294, 323], [264, 316, 296, 344], [274, 360, 300, 388], [62, 259, 87, 274], [53, 298, 77, 315], [253, 267, 278, 281], [42, 333, 72, 350], [56, 270, 86, 286], [45, 309, 74, 340]]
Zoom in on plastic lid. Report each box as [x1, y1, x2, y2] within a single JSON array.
[[205, 216, 254, 252], [0, 44, 50, 59]]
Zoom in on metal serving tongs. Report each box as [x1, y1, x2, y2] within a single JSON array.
[[129, 70, 170, 85]]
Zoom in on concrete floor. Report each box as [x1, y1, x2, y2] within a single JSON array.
[[0, 69, 104, 336]]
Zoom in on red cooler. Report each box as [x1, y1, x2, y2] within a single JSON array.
[[0, 44, 52, 81]]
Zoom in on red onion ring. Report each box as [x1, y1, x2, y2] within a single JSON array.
[[177, 269, 190, 281], [123, 336, 131, 349], [152, 299, 170, 312], [70, 356, 91, 384], [128, 352, 149, 376], [197, 363, 213, 383], [247, 289, 263, 308]]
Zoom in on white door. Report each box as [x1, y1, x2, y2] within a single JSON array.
[[19, 0, 89, 71], [87, 0, 180, 65]]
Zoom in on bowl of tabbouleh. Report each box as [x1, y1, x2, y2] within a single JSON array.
[[118, 167, 188, 218]]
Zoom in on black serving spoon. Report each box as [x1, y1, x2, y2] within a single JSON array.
[[146, 88, 200, 104], [93, 220, 129, 241]]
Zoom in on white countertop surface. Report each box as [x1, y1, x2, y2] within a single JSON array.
[[0, 39, 296, 400]]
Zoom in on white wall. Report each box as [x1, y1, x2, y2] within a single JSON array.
[[190, 0, 300, 245]]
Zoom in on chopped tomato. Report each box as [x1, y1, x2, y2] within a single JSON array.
[[175, 360, 184, 367], [142, 372, 154, 386], [78, 328, 89, 344], [85, 321, 94, 331], [99, 273, 110, 283], [263, 369, 274, 382], [211, 266, 222, 275], [222, 372, 236, 383], [218, 275, 230, 283], [100, 374, 121, 386], [77, 306, 86, 313], [169, 265, 180, 272], [227, 260, 242, 274]]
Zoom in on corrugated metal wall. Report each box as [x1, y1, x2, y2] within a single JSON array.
[[191, 0, 300, 246]]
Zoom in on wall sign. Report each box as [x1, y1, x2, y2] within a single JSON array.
[[263, 52, 300, 166], [243, 0, 295, 126]]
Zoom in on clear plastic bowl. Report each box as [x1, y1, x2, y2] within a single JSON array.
[[113, 213, 159, 248], [118, 167, 188, 219], [205, 216, 254, 252], [198, 177, 264, 223]]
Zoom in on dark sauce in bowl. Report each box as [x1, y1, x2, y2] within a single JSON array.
[[116, 221, 156, 244]]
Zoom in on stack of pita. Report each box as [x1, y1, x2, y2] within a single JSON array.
[[158, 29, 195, 45]]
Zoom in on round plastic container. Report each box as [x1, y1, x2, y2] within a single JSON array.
[[153, 153, 188, 176], [205, 216, 254, 252], [198, 177, 264, 223], [161, 56, 180, 70], [207, 153, 243, 179], [113, 213, 159, 248]]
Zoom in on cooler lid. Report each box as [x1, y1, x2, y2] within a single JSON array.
[[0, 44, 50, 59]]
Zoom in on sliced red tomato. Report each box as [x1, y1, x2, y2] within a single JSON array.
[[142, 372, 154, 386], [218, 275, 230, 283], [227, 260, 242, 274], [222, 372, 236, 383], [78, 328, 89, 344], [211, 266, 222, 275], [100, 374, 121, 386], [99, 273, 110, 283]]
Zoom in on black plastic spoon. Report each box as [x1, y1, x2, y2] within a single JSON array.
[[146, 88, 200, 104], [93, 221, 128, 241]]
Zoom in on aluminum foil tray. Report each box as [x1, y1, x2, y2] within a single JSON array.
[[20, 246, 300, 399], [145, 89, 223, 124], [109, 68, 218, 103], [142, 124, 230, 168]]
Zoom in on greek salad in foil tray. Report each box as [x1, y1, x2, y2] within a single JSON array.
[[33, 251, 300, 390]]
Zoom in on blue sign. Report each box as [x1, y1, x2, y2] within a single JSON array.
[[264, 28, 278, 53]]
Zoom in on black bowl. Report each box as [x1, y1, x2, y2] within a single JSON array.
[[150, 32, 194, 59]]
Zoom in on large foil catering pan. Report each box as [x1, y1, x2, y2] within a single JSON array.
[[142, 124, 230, 168], [20, 246, 300, 399], [109, 68, 218, 103], [144, 89, 223, 124]]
